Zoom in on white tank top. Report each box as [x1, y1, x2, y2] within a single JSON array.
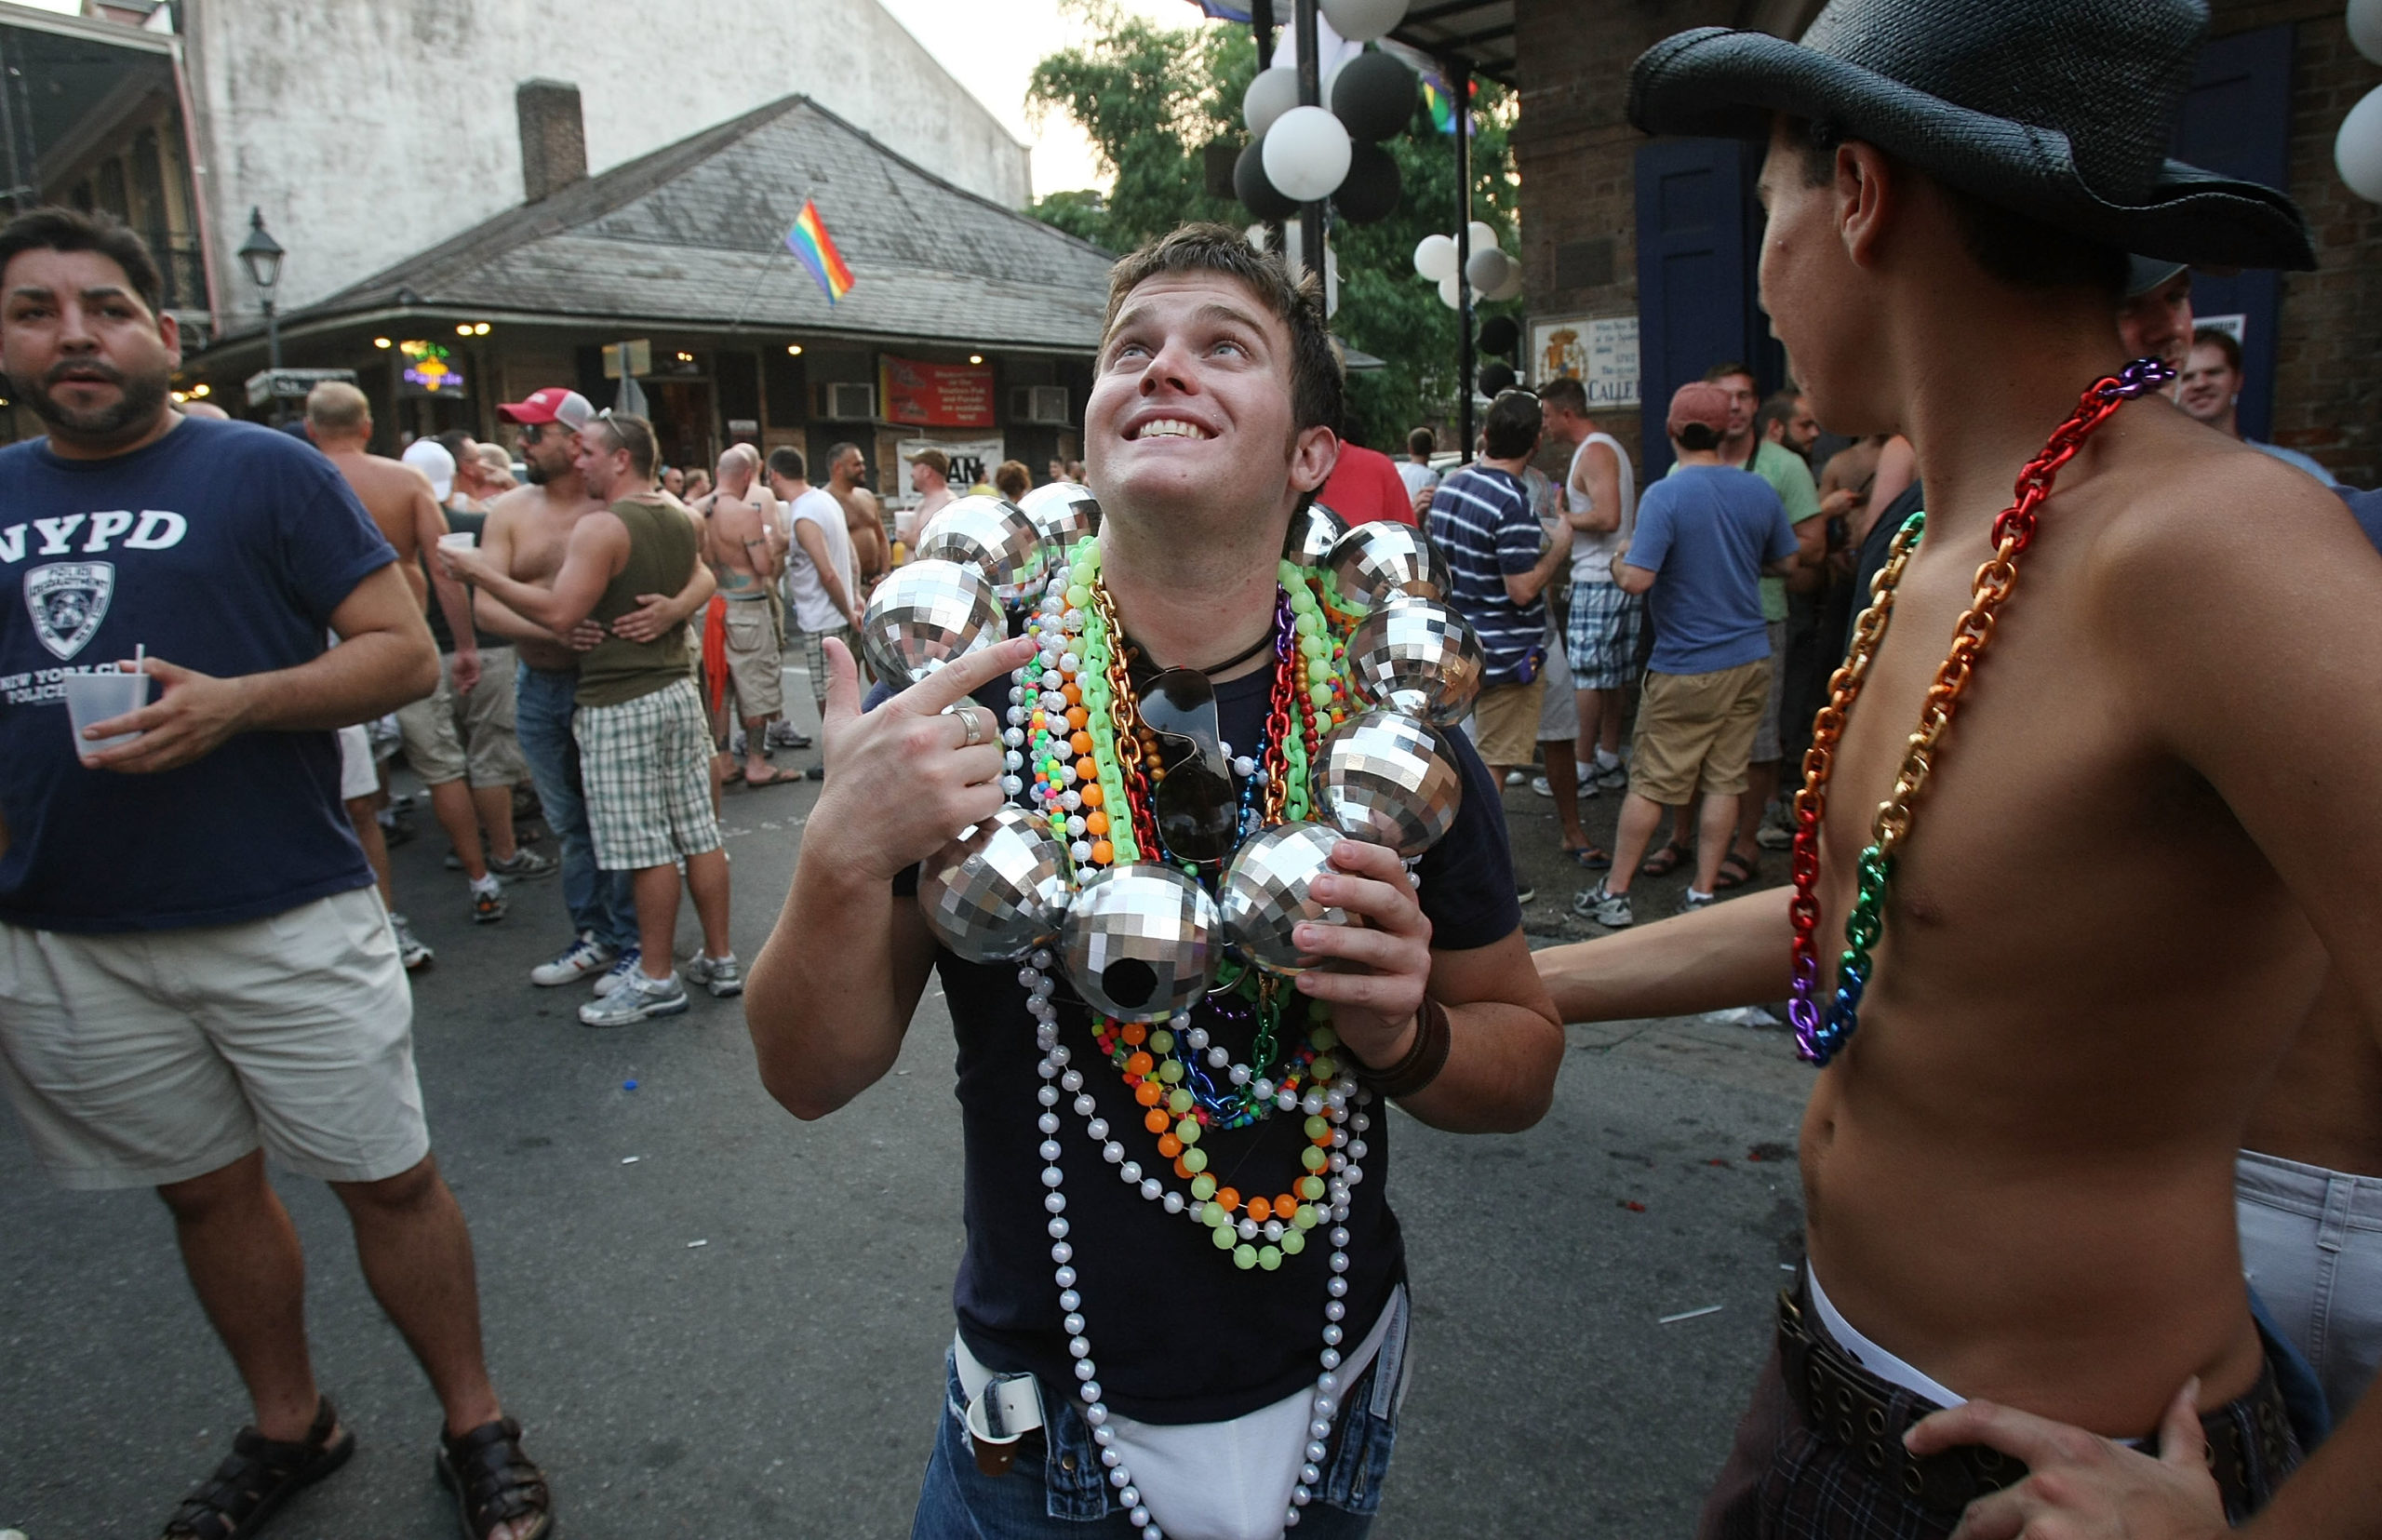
[[1565, 431, 1638, 585]]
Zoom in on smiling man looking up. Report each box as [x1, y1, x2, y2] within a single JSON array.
[[744, 224, 1562, 1540]]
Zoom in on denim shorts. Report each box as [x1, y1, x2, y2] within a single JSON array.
[[910, 1346, 1402, 1538]]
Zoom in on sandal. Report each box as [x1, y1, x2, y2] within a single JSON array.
[[1639, 840, 1691, 877], [742, 766, 802, 788], [164, 1396, 354, 1539], [1566, 845, 1613, 870], [435, 1416, 555, 1540], [1713, 850, 1760, 891]]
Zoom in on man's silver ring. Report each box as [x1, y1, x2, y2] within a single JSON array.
[[954, 706, 986, 748]]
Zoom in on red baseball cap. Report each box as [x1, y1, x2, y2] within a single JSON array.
[[495, 387, 594, 428], [1666, 381, 1733, 439]]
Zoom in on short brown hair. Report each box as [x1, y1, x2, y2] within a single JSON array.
[[587, 411, 659, 479], [1482, 390, 1543, 460], [0, 206, 164, 316], [1702, 361, 1755, 387], [994, 459, 1032, 501], [1538, 377, 1587, 415], [1102, 222, 1343, 439], [305, 381, 369, 435], [2190, 325, 2242, 373]]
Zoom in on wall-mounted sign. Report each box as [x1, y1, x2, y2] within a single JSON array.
[[1532, 315, 1639, 409], [396, 340, 464, 397], [245, 367, 357, 408], [896, 436, 1006, 502], [603, 339, 653, 379], [880, 354, 995, 428]]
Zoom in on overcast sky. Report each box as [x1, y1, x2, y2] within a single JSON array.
[[28, 0, 1202, 200]]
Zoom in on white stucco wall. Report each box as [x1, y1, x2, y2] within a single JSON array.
[[182, 0, 1029, 320]]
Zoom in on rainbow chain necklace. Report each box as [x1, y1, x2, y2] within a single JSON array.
[[1786, 359, 2175, 1065]]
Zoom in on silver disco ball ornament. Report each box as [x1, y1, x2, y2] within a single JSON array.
[[1317, 708, 1463, 857], [1345, 595, 1485, 727], [1221, 821, 1348, 974], [1059, 863, 1219, 1023], [1283, 500, 1349, 568], [917, 807, 1071, 963], [916, 495, 1048, 603], [1019, 481, 1102, 555], [858, 559, 1003, 687], [1326, 521, 1451, 609]]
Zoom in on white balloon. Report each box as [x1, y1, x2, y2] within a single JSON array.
[[2339, 84, 2382, 204], [1246, 222, 1270, 251], [1438, 273, 1463, 310], [1244, 66, 1301, 138], [2350, 0, 2382, 67], [1464, 247, 1510, 292], [1466, 220, 1500, 253], [1263, 106, 1354, 203], [1319, 0, 1409, 44], [1413, 233, 1458, 281], [1486, 262, 1525, 303]]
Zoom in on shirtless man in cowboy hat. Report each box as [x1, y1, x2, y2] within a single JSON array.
[[1533, 1, 2382, 1535]]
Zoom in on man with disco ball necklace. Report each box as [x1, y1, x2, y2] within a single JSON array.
[[745, 224, 1562, 1539]]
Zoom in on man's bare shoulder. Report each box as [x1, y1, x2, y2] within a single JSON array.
[[2084, 415, 2361, 589]]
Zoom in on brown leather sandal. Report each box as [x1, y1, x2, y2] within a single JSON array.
[[163, 1397, 354, 1539], [435, 1416, 555, 1540]]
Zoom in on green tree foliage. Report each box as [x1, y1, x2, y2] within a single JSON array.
[[1025, 1, 1522, 449]]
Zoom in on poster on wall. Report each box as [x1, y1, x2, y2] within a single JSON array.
[[1531, 315, 1639, 409], [896, 437, 1007, 502], [880, 355, 996, 428]]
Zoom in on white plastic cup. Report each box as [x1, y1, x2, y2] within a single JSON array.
[[437, 530, 475, 551], [63, 668, 151, 755]]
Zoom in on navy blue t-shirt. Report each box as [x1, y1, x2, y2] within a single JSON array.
[[1624, 463, 1797, 675], [1427, 464, 1545, 682], [874, 660, 1521, 1423], [0, 416, 397, 932]]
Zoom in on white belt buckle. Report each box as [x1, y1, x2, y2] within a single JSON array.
[[966, 1370, 1047, 1477]]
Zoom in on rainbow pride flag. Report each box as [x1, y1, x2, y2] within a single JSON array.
[[785, 198, 854, 305], [1421, 73, 1474, 136]]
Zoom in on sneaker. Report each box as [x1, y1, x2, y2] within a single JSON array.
[[391, 912, 435, 970], [1594, 762, 1628, 792], [592, 947, 645, 997], [531, 932, 615, 987], [1530, 775, 1553, 798], [380, 812, 416, 849], [471, 884, 506, 924], [1515, 883, 1536, 904], [685, 953, 744, 998], [1572, 881, 1634, 929], [804, 762, 826, 781], [1755, 824, 1795, 850], [578, 969, 690, 1027], [1678, 889, 1717, 915], [1504, 769, 1526, 787], [488, 847, 557, 880], [768, 721, 812, 751]]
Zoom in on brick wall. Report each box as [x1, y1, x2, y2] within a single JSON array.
[[1514, 0, 2382, 488], [2224, 2, 2382, 486]]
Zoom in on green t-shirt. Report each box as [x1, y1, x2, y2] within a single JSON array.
[[1669, 438, 1820, 622]]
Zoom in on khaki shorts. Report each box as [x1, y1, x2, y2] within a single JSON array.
[[720, 598, 784, 721], [0, 888, 428, 1189], [1629, 658, 1771, 805], [395, 648, 526, 787], [1469, 677, 1547, 768], [575, 677, 722, 870], [1750, 620, 1788, 763]]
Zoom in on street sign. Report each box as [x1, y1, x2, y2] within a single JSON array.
[[602, 340, 652, 380], [245, 367, 356, 408]]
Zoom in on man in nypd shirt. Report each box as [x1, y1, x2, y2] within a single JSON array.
[[0, 210, 554, 1540]]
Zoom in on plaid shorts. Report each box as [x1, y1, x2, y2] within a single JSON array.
[[571, 677, 721, 871], [1567, 582, 1647, 690], [801, 624, 859, 713]]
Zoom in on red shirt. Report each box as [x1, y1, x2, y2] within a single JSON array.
[[1318, 443, 1415, 526]]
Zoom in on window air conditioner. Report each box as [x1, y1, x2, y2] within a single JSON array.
[[825, 382, 877, 421], [1010, 385, 1071, 425]]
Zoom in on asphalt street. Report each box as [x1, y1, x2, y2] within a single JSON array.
[[1, 677, 1813, 1539]]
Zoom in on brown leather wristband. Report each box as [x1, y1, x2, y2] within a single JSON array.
[[1353, 997, 1452, 1100]]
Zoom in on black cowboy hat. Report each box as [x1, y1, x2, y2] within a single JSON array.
[[1628, 0, 2313, 272]]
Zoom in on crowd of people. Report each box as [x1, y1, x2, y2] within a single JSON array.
[[4, 2, 2380, 1539]]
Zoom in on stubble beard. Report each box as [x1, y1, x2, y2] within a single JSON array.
[[14, 361, 171, 445]]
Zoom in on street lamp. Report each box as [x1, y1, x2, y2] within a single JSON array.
[[238, 207, 286, 370]]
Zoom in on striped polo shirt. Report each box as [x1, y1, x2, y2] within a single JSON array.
[[1426, 464, 1544, 681]]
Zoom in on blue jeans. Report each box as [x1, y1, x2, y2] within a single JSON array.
[[910, 1347, 1399, 1539], [513, 662, 636, 951]]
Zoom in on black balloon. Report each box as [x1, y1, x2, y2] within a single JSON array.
[[1479, 361, 1518, 395], [1478, 315, 1521, 357], [1235, 141, 1298, 221], [1331, 51, 1417, 143], [1332, 142, 1401, 224]]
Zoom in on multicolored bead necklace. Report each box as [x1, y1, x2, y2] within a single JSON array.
[[1786, 359, 2175, 1065], [1002, 535, 1372, 1537]]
